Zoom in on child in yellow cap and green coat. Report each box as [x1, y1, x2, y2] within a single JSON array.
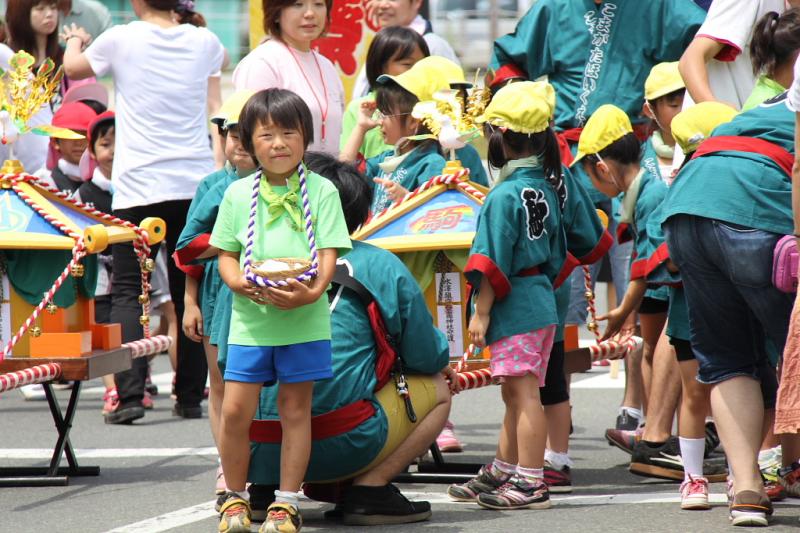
[[447, 81, 567, 511]]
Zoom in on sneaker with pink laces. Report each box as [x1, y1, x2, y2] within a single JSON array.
[[436, 421, 463, 453], [680, 475, 711, 510], [102, 388, 118, 415], [142, 390, 154, 410]]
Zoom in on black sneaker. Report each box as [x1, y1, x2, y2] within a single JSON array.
[[630, 437, 727, 482], [172, 403, 203, 419], [615, 410, 641, 431], [249, 484, 277, 522], [705, 421, 721, 457], [104, 402, 145, 425], [342, 484, 431, 526]]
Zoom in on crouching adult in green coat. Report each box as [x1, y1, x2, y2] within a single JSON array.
[[247, 152, 458, 526]]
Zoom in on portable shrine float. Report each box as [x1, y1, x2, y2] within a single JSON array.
[[0, 51, 172, 487]]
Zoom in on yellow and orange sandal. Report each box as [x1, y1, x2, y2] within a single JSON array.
[[259, 502, 302, 533], [218, 493, 252, 533]]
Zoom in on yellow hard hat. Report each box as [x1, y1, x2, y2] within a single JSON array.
[[571, 104, 633, 166], [644, 62, 685, 102], [376, 56, 467, 102], [477, 81, 556, 134], [211, 90, 256, 128], [671, 102, 737, 154]]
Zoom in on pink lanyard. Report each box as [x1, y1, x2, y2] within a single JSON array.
[[285, 43, 329, 141]]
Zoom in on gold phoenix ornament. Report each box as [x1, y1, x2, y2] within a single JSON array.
[[0, 51, 83, 148]]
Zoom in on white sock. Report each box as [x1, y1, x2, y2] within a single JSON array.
[[620, 406, 643, 422], [231, 489, 250, 501], [274, 490, 299, 509], [544, 449, 573, 470], [679, 437, 705, 479]]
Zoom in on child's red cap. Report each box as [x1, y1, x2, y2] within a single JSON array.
[[80, 111, 116, 181], [52, 101, 97, 131]]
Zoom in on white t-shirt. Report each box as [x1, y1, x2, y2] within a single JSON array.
[[232, 39, 345, 157], [84, 21, 224, 210], [674, 0, 784, 167], [351, 15, 460, 99], [691, 0, 784, 108], [787, 55, 800, 111], [0, 45, 53, 174]]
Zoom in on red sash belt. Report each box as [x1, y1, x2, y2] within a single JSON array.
[[691, 135, 794, 177], [518, 265, 541, 277], [249, 399, 376, 444]]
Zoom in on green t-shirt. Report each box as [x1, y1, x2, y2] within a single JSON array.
[[742, 75, 785, 112], [210, 170, 352, 346], [339, 93, 392, 160]]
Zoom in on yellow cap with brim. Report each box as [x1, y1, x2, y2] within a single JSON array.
[[671, 102, 737, 154], [211, 90, 256, 128], [645, 61, 685, 102], [376, 56, 467, 102], [476, 81, 555, 134], [571, 104, 633, 166]]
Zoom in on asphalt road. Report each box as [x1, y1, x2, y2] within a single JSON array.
[[2, 353, 800, 533]]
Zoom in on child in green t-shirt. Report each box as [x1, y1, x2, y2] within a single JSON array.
[[210, 88, 352, 533]]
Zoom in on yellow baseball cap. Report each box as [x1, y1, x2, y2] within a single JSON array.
[[376, 56, 467, 102], [644, 62, 685, 102], [211, 90, 256, 128], [476, 81, 555, 134], [671, 102, 737, 154], [571, 104, 633, 166]]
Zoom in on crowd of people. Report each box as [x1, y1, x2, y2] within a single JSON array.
[[6, 0, 800, 532]]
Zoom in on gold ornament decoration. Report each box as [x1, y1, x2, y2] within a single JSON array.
[[409, 78, 490, 162], [142, 258, 155, 272], [0, 51, 74, 146], [138, 293, 149, 305], [584, 290, 594, 299], [587, 322, 599, 332], [46, 302, 57, 314], [70, 264, 85, 277], [139, 314, 150, 325], [30, 325, 42, 337]]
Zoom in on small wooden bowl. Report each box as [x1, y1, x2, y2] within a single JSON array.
[[251, 257, 313, 286]]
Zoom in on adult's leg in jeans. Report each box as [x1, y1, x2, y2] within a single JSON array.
[[666, 216, 765, 494], [162, 200, 209, 409], [111, 205, 157, 410]]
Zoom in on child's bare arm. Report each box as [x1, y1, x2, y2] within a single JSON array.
[[183, 275, 203, 342], [339, 101, 379, 163], [468, 276, 495, 348], [264, 248, 337, 310]]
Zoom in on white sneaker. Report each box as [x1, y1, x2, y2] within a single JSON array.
[[18, 384, 46, 401]]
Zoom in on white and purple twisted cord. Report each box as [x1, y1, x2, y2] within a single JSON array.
[[243, 165, 319, 288]]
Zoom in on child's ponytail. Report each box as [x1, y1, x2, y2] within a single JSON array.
[[486, 125, 565, 211], [750, 9, 800, 77]]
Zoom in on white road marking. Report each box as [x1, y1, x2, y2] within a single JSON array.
[[571, 370, 626, 389], [0, 447, 218, 459], [106, 500, 217, 533], [106, 491, 800, 533]]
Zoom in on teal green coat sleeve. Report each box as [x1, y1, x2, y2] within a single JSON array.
[[465, 167, 564, 344], [455, 146, 488, 186]]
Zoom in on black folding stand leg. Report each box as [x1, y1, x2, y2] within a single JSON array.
[[0, 381, 100, 486], [44, 382, 98, 477]]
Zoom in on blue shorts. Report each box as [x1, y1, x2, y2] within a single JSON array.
[[664, 215, 791, 395], [224, 341, 334, 385]]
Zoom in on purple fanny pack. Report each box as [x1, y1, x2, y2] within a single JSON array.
[[773, 235, 799, 293]]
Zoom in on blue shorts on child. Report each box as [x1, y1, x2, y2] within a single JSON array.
[[224, 341, 334, 385]]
